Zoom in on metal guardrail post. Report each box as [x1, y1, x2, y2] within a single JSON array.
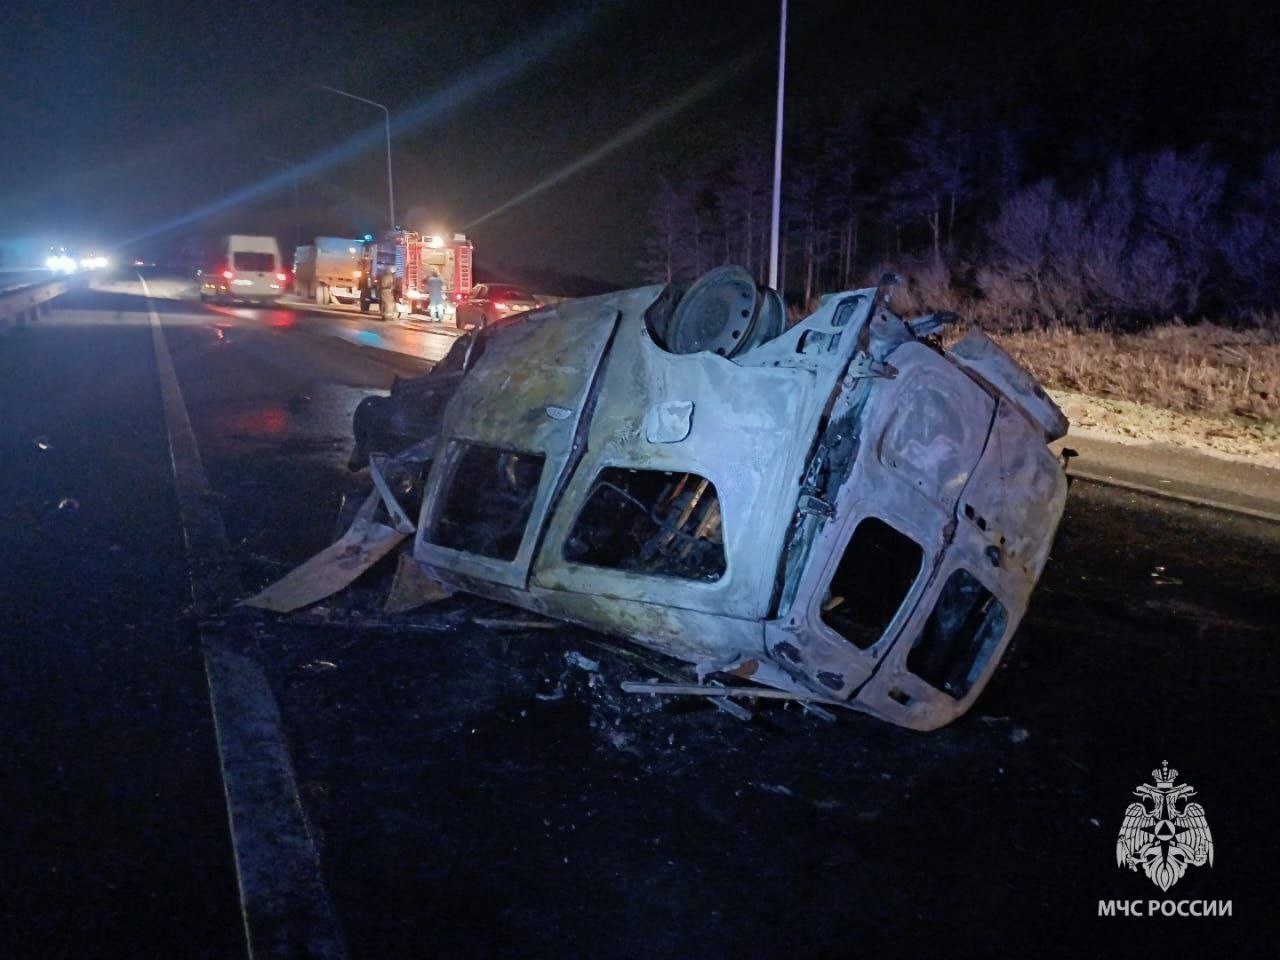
[[0, 279, 69, 333]]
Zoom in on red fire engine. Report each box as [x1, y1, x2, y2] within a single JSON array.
[[358, 231, 474, 316]]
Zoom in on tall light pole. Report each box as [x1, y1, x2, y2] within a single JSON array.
[[320, 85, 396, 234], [767, 0, 787, 291]]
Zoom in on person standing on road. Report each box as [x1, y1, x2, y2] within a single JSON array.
[[378, 266, 397, 322], [426, 271, 445, 322]]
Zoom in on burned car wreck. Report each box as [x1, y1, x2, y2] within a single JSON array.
[[248, 266, 1069, 731]]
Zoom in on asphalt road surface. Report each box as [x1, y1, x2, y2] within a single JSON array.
[[1, 279, 1277, 959]]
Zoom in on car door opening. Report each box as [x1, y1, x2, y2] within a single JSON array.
[[431, 443, 546, 561], [564, 468, 726, 581]]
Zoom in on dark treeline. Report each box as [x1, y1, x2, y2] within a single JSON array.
[[640, 38, 1280, 328]]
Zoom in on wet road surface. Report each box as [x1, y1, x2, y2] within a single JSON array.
[[1, 281, 1277, 958]]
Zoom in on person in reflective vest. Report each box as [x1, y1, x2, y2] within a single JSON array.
[[426, 271, 445, 322]]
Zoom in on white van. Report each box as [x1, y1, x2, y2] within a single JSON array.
[[199, 235, 285, 304]]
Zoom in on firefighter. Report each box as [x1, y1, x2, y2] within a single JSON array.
[[377, 265, 397, 322], [426, 270, 445, 322]]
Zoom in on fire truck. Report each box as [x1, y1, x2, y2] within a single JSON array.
[[357, 231, 473, 318]]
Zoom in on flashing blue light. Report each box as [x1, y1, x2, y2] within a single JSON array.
[[363, 234, 374, 242]]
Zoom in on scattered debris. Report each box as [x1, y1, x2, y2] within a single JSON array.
[[241, 488, 407, 612], [34, 436, 51, 451], [286, 611, 456, 636], [56, 497, 78, 512], [755, 783, 794, 797], [564, 651, 600, 673], [1010, 727, 1031, 744], [385, 552, 455, 613], [799, 702, 838, 724], [534, 682, 565, 702], [1149, 565, 1184, 586], [621, 681, 841, 705], [602, 729, 640, 756], [300, 660, 337, 673], [472, 617, 557, 631]]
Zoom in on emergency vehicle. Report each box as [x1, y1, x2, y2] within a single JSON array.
[[357, 231, 473, 317]]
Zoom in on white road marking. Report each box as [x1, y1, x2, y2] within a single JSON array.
[[143, 277, 347, 959]]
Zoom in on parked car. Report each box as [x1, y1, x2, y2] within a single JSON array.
[[453, 283, 538, 330]]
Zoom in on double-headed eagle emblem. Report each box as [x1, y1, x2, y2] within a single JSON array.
[[1116, 761, 1214, 891]]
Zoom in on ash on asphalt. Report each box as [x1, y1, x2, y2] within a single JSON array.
[[238, 482, 1279, 959]]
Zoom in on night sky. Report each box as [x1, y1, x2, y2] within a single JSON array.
[[1, 0, 1275, 284]]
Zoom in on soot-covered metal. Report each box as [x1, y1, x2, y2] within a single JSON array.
[[249, 266, 1069, 730]]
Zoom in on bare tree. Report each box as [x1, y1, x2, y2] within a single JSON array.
[[1137, 147, 1225, 314], [642, 177, 683, 283], [1223, 151, 1280, 309], [893, 108, 970, 265], [824, 108, 864, 288]]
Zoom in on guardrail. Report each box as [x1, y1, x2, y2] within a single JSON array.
[[0, 279, 70, 332]]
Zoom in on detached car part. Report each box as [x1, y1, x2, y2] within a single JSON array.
[[247, 268, 1068, 730]]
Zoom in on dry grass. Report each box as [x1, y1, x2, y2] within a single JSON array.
[[977, 321, 1280, 423]]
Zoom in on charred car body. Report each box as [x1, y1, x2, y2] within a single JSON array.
[[252, 266, 1069, 730]]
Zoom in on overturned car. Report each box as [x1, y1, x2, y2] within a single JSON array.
[[249, 267, 1069, 730]]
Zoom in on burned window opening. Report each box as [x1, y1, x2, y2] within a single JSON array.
[[907, 569, 1008, 699], [564, 468, 726, 581], [797, 330, 843, 354], [431, 443, 545, 561], [831, 295, 865, 327], [821, 517, 924, 649]]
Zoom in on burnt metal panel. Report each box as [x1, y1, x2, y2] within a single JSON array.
[[414, 297, 624, 589]]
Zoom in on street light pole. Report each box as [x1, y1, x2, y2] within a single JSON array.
[[320, 85, 396, 234], [767, 0, 787, 291]]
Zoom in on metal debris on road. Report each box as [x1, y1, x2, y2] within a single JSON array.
[[564, 651, 600, 672], [384, 551, 455, 613], [621, 681, 843, 705], [472, 617, 558, 631], [240, 489, 407, 613]]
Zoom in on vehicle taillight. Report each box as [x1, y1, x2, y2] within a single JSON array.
[[222, 269, 234, 280], [276, 272, 287, 282]]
